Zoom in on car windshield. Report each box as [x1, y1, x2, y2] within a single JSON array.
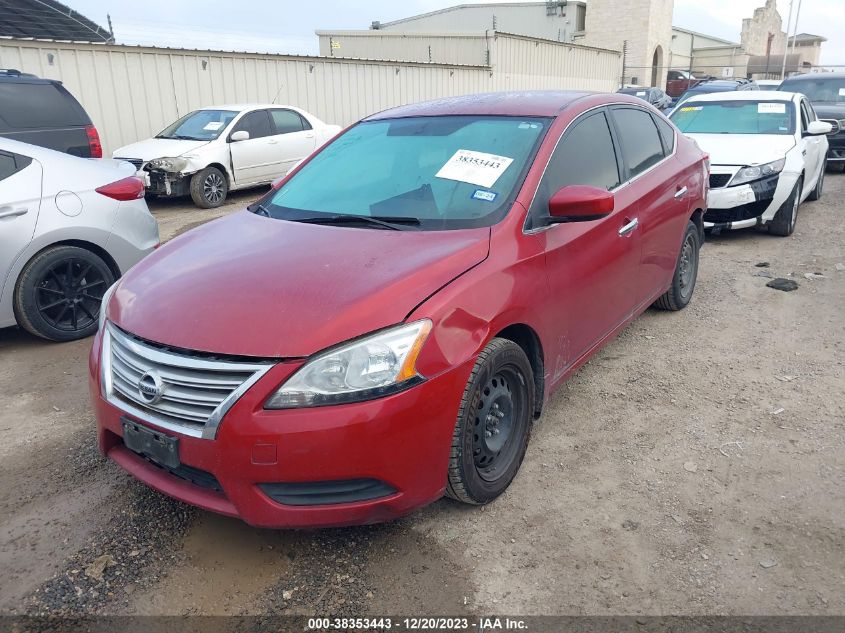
[[780, 77, 845, 103], [260, 115, 550, 230], [671, 100, 795, 135], [156, 109, 238, 141]]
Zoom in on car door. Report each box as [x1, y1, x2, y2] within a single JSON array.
[[529, 108, 641, 371], [228, 109, 277, 185], [0, 149, 42, 298], [799, 98, 823, 191], [268, 109, 317, 175]]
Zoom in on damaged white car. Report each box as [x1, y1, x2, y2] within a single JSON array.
[[114, 105, 340, 208], [670, 91, 832, 236]]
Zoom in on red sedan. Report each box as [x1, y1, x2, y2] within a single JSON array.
[[89, 91, 708, 528]]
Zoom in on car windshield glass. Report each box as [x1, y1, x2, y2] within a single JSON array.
[[156, 110, 238, 140], [261, 115, 549, 230], [670, 100, 795, 135], [781, 77, 845, 103]]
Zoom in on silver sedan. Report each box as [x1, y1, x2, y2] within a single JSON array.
[[0, 138, 158, 341]]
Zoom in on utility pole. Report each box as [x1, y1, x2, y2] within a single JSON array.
[[789, 0, 804, 67], [780, 0, 795, 79]]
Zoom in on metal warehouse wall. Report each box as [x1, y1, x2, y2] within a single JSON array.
[[317, 31, 490, 66], [0, 39, 618, 156]]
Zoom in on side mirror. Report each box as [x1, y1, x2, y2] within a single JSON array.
[[805, 120, 833, 136], [818, 119, 841, 135], [547, 185, 614, 224], [230, 130, 250, 142]]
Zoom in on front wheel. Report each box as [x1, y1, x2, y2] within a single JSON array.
[[653, 220, 700, 311], [769, 177, 802, 237], [446, 338, 534, 505], [190, 166, 228, 208]]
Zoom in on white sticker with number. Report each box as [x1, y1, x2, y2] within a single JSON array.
[[758, 103, 786, 114], [203, 121, 224, 131], [436, 150, 514, 188]]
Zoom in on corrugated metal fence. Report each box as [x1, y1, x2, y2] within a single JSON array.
[[1, 37, 619, 156]]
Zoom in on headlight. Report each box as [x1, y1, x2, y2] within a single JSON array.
[[148, 157, 188, 172], [98, 281, 119, 330], [265, 320, 432, 409], [729, 158, 785, 186]]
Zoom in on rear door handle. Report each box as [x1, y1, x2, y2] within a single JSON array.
[[305, 133, 315, 138], [674, 186, 688, 199], [267, 139, 278, 144], [0, 206, 28, 219], [618, 218, 638, 237]]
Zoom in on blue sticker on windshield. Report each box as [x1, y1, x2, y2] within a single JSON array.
[[472, 189, 498, 202]]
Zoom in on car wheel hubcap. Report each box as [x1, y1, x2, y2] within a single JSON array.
[[472, 370, 521, 482], [35, 258, 106, 331], [204, 173, 224, 203], [678, 234, 697, 298]]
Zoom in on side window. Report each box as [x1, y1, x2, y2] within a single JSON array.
[[803, 100, 817, 122], [232, 110, 273, 139], [668, 71, 680, 81], [611, 108, 666, 177], [270, 109, 309, 134], [0, 150, 33, 182], [800, 101, 810, 133], [653, 115, 676, 154], [528, 111, 620, 226]]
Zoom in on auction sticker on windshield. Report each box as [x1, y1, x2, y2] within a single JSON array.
[[204, 122, 224, 130], [758, 103, 786, 114], [436, 149, 514, 188]]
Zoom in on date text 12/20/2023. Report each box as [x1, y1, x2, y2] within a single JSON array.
[[306, 617, 529, 630]]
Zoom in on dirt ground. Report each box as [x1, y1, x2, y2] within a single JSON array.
[[1, 175, 843, 618]]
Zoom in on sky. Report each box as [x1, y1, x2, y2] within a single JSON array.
[[62, 0, 845, 65]]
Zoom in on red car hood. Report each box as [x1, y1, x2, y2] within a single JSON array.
[[110, 212, 490, 357]]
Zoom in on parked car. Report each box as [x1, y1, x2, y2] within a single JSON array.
[[670, 91, 830, 235], [779, 72, 845, 172], [756, 79, 783, 90], [91, 91, 707, 528], [617, 86, 672, 110], [672, 79, 759, 112], [0, 137, 158, 341], [113, 105, 341, 208], [0, 69, 102, 158], [666, 70, 706, 98]]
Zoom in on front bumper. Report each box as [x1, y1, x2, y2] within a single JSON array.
[[705, 172, 796, 231], [827, 134, 845, 163], [89, 328, 472, 528], [144, 169, 192, 197]]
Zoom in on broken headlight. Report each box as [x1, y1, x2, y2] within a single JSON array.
[[148, 157, 188, 172]]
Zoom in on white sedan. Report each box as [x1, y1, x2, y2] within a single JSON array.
[[114, 104, 341, 208], [670, 91, 831, 236]]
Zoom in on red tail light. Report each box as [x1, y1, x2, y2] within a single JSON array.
[[96, 176, 145, 201], [85, 124, 103, 158]]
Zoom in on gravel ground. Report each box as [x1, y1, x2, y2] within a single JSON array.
[[1, 174, 843, 618]]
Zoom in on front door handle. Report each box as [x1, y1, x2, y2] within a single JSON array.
[[618, 218, 638, 237], [267, 139, 278, 144], [674, 186, 688, 199], [0, 206, 28, 219]]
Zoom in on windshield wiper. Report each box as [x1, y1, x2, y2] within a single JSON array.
[[250, 203, 272, 218], [293, 214, 421, 231]]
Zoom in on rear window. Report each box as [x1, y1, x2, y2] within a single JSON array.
[[0, 82, 88, 129]]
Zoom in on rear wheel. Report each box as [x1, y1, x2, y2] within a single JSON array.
[[653, 220, 700, 311], [190, 166, 228, 208], [446, 338, 534, 505], [769, 177, 801, 237], [14, 245, 115, 341], [807, 161, 825, 201]]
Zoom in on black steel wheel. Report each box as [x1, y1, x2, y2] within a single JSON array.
[[653, 220, 700, 311], [446, 338, 534, 505], [14, 245, 115, 341]]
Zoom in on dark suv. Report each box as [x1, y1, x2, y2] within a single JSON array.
[[0, 69, 102, 157], [779, 73, 845, 171]]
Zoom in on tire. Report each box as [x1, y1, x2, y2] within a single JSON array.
[[446, 338, 534, 505], [807, 162, 825, 201], [190, 166, 228, 208], [768, 177, 802, 237], [653, 220, 700, 311], [14, 245, 115, 342]]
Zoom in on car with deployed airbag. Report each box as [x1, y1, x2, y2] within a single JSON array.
[[90, 91, 707, 528]]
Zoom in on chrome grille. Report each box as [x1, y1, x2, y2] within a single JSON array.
[[103, 325, 274, 439], [115, 157, 143, 170]]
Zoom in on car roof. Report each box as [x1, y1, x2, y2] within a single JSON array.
[[683, 90, 798, 103], [196, 104, 302, 112], [364, 91, 610, 120], [782, 72, 845, 81]]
